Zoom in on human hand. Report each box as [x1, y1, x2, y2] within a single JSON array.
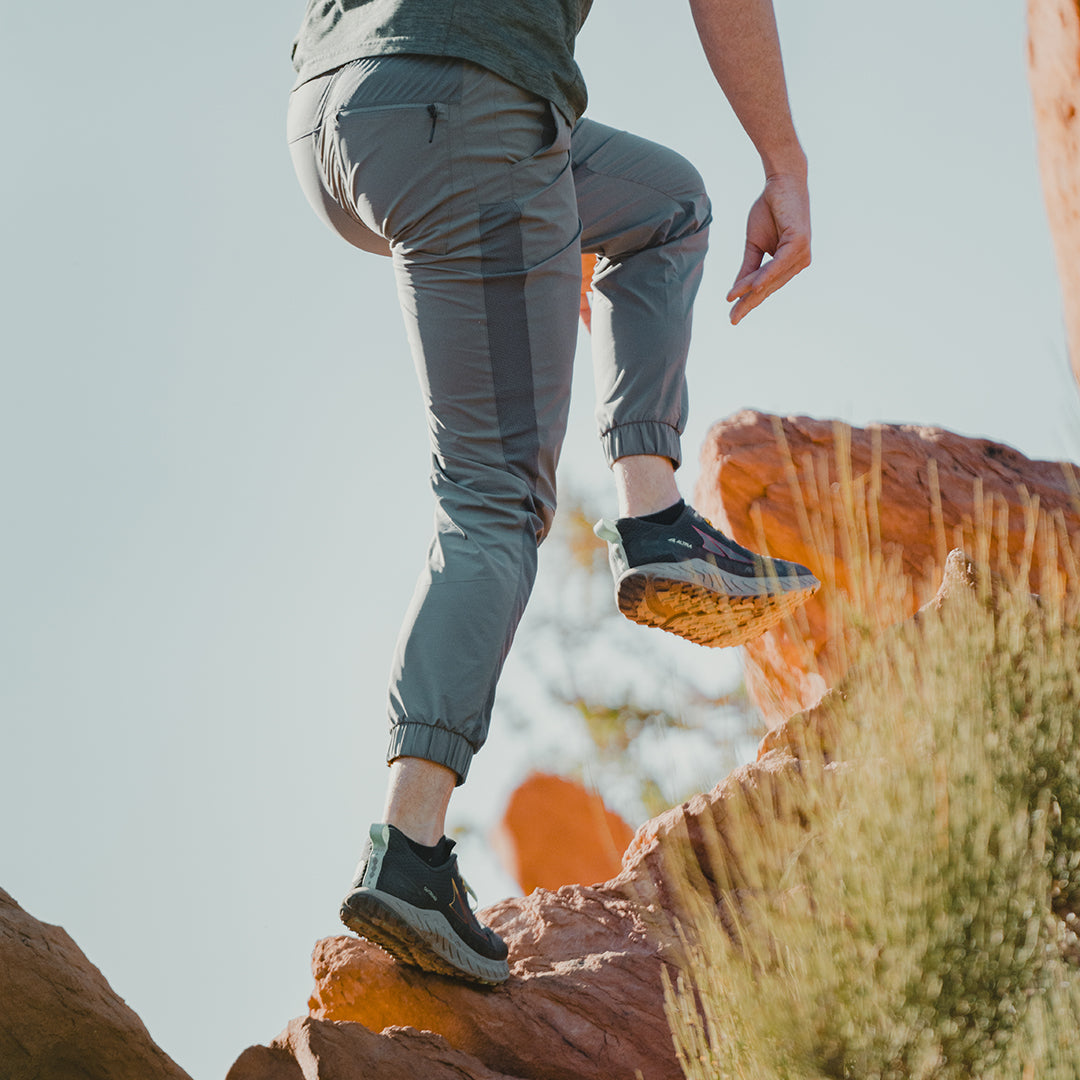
[[726, 172, 811, 325]]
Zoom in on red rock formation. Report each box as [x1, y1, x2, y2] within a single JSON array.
[[304, 890, 680, 1080], [491, 771, 635, 894], [1029, 0, 1080, 391], [228, 753, 812, 1080], [0, 887, 192, 1080], [694, 411, 1080, 724], [227, 1018, 518, 1080], [580, 252, 597, 331]]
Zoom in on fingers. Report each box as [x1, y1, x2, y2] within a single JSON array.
[[727, 175, 811, 325], [726, 235, 810, 324], [730, 237, 767, 297]]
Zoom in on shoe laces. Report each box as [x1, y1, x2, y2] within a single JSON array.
[[459, 874, 479, 913], [691, 506, 719, 532]]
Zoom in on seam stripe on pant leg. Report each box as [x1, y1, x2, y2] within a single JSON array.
[[478, 199, 543, 532]]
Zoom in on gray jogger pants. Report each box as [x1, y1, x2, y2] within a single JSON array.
[[287, 55, 710, 783]]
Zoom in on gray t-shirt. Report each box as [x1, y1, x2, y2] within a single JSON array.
[[291, 0, 592, 122]]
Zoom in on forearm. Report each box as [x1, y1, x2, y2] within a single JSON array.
[[688, 0, 805, 177]]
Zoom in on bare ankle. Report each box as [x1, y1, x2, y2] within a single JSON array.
[[382, 757, 457, 846], [613, 454, 681, 518]]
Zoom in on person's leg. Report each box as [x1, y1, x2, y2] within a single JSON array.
[[571, 119, 819, 646], [573, 118, 709, 473], [613, 455, 681, 518], [294, 55, 578, 787], [381, 65, 581, 791], [289, 56, 580, 982], [382, 757, 456, 847]]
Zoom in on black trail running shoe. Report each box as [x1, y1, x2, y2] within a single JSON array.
[[339, 823, 509, 985], [594, 504, 820, 648]]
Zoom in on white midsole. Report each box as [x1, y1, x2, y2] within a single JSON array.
[[617, 558, 819, 598], [350, 887, 509, 982]]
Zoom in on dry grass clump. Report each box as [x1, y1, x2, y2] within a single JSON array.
[[663, 527, 1080, 1079]]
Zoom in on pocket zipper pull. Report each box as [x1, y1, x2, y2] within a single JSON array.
[[427, 103, 439, 143]]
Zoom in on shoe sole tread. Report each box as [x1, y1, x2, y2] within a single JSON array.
[[340, 888, 509, 986], [616, 563, 819, 647]]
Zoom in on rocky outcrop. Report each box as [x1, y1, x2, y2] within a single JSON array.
[[695, 411, 1080, 723], [1029, 0, 1080, 391], [227, 1018, 520, 1080], [491, 772, 635, 894], [0, 887, 192, 1080], [303, 887, 681, 1080], [227, 753, 813, 1080]]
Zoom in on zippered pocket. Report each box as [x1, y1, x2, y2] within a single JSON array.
[[330, 101, 453, 255], [336, 101, 449, 138]]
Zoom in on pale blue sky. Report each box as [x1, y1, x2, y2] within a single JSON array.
[[2, 1, 1077, 1077]]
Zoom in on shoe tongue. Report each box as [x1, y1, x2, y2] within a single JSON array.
[[435, 836, 456, 862]]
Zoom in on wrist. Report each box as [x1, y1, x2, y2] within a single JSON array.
[[760, 142, 808, 181]]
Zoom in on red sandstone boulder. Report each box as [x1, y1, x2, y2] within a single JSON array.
[[304, 888, 680, 1080], [0, 887, 192, 1080], [1029, 0, 1080, 391], [226, 1018, 518, 1080], [227, 753, 811, 1080], [695, 411, 1080, 724], [491, 771, 636, 894]]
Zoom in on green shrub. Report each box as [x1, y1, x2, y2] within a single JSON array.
[[663, 576, 1080, 1080]]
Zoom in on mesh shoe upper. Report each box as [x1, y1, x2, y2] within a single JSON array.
[[594, 503, 820, 648], [603, 503, 816, 586], [346, 823, 508, 964]]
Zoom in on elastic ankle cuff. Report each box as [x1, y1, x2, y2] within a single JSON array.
[[602, 421, 682, 469], [387, 722, 475, 786]]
